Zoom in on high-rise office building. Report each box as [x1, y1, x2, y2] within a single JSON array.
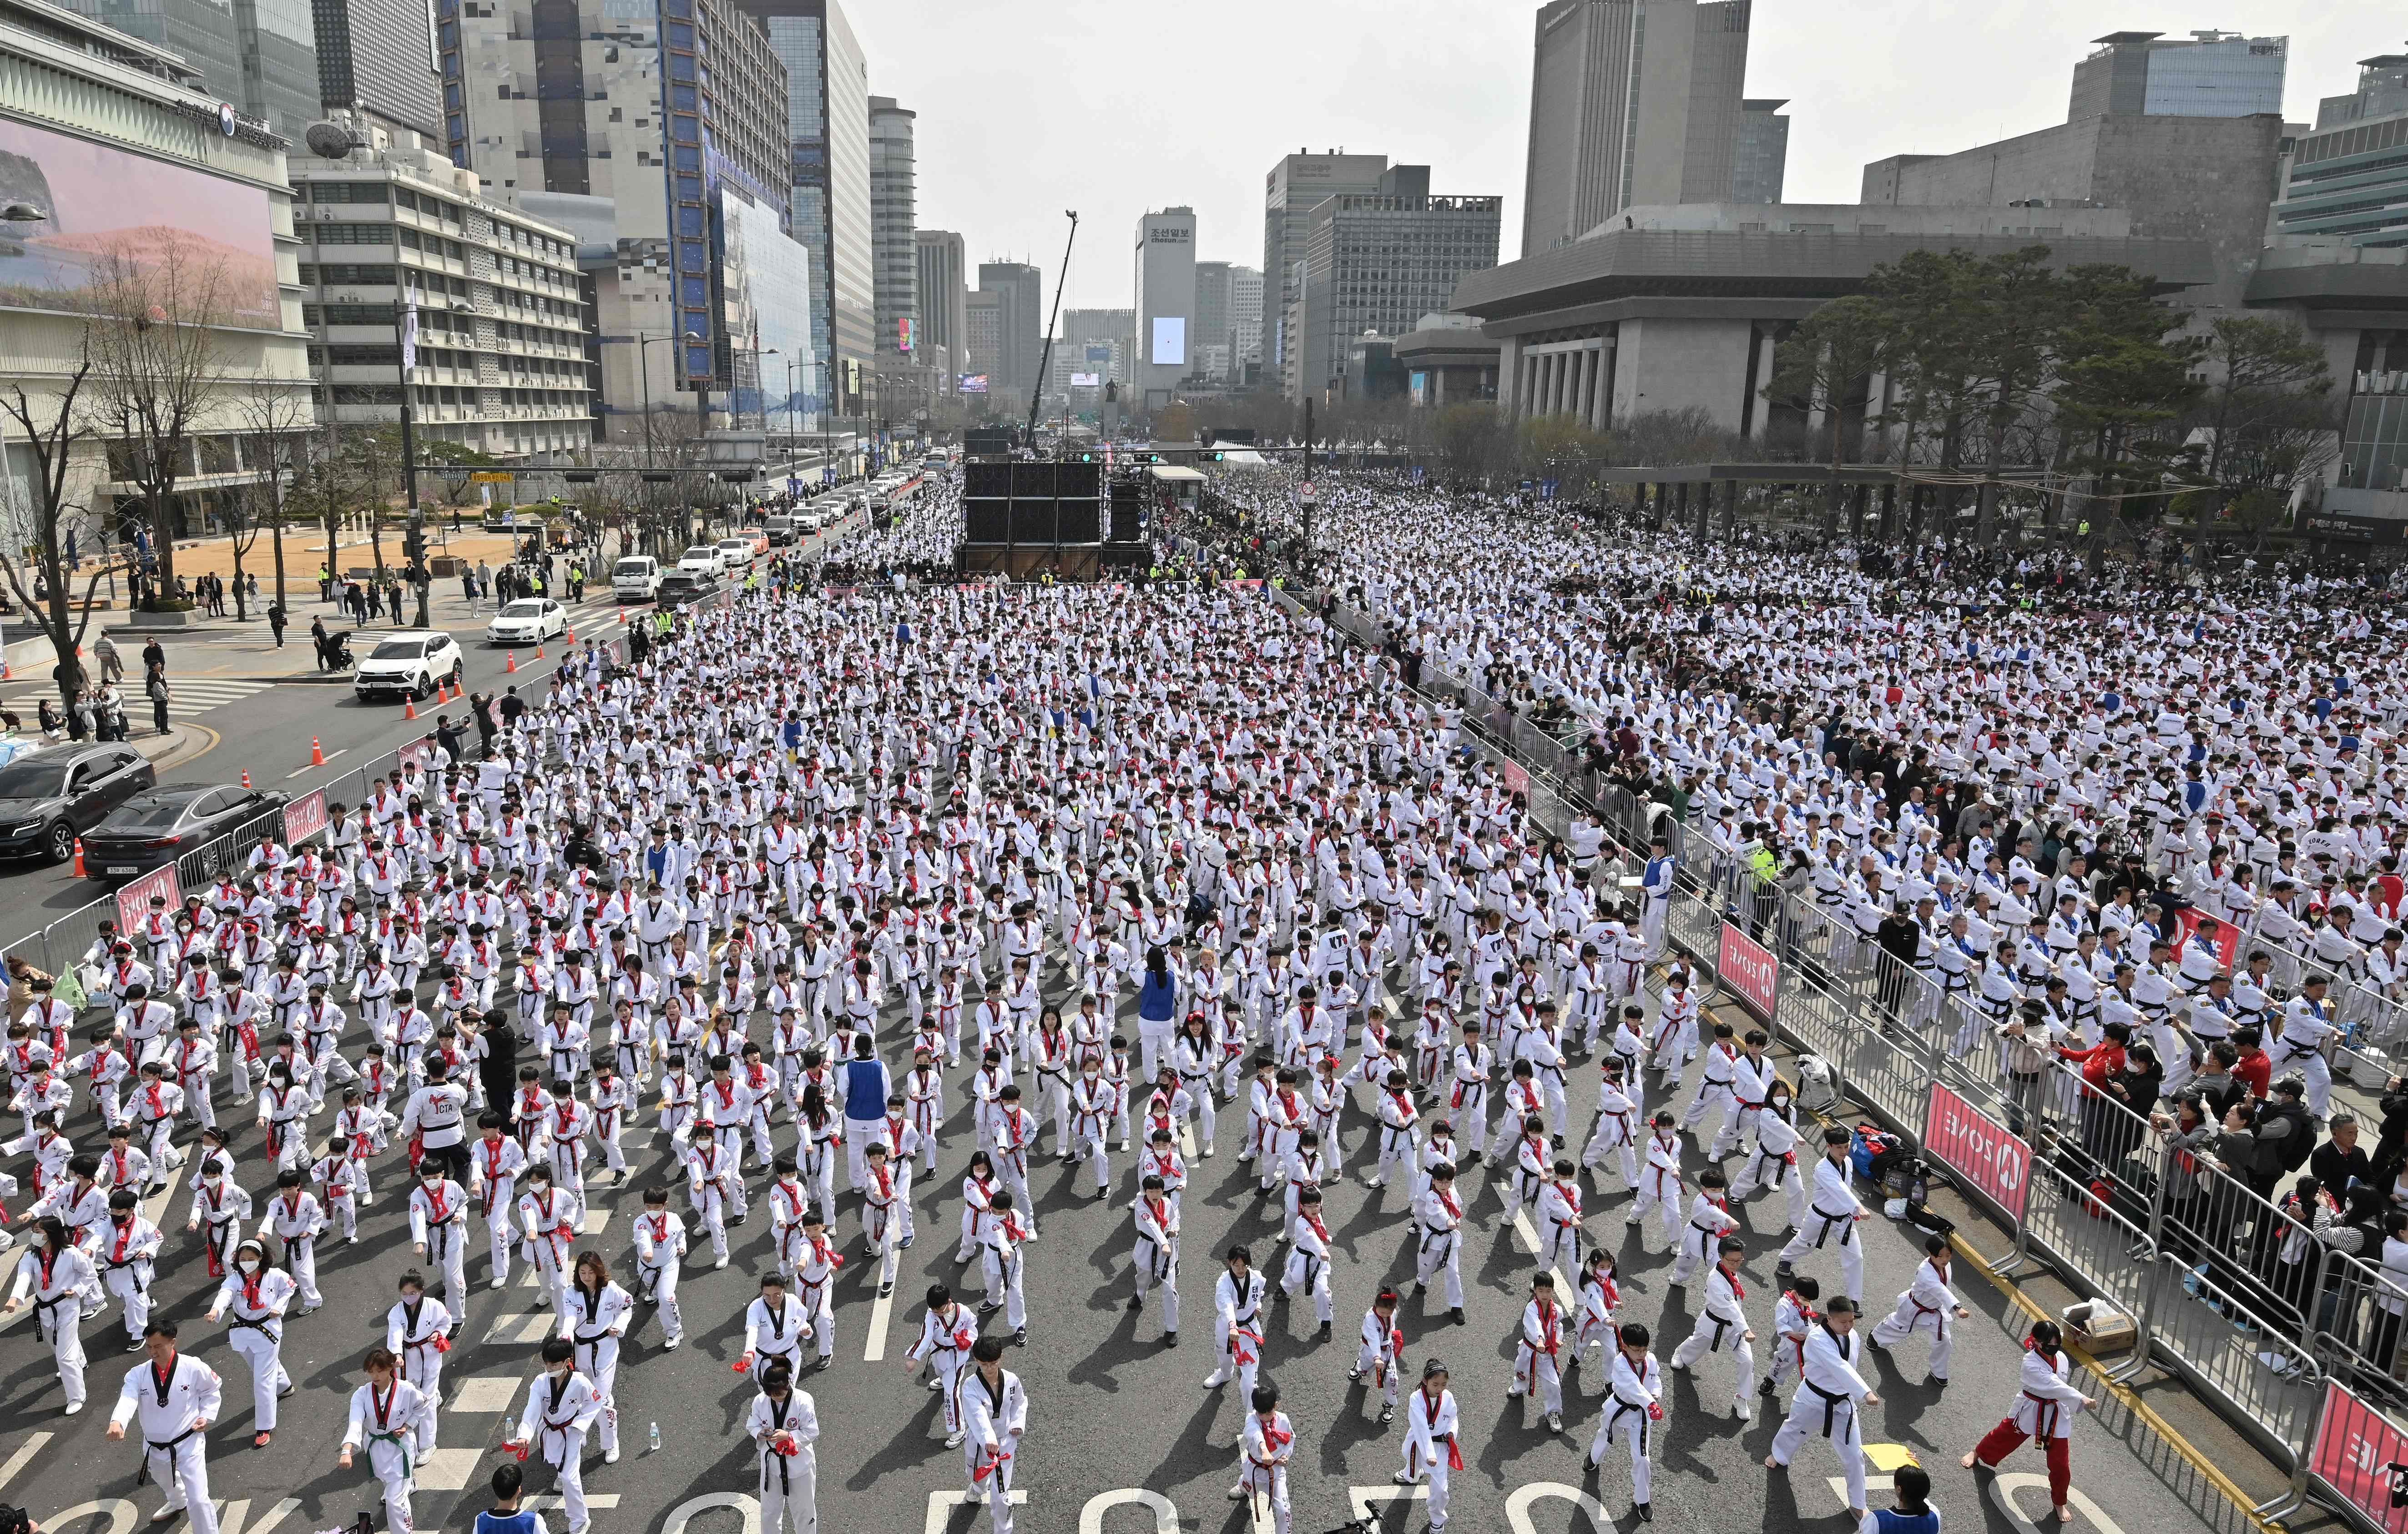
[[1194, 260, 1230, 380], [741, 0, 874, 416], [1230, 264, 1264, 374], [914, 229, 967, 389], [61, 0, 321, 138], [1520, 0, 1752, 257], [1061, 308, 1133, 389], [2273, 52, 2408, 248], [1135, 205, 1196, 397], [434, 0, 809, 439], [2068, 30, 2286, 120], [978, 260, 1042, 406], [310, 0, 439, 139], [1293, 167, 1500, 403], [868, 95, 916, 360], [964, 288, 1001, 399], [1263, 151, 1389, 382], [1732, 97, 1787, 203], [2318, 48, 2408, 127]]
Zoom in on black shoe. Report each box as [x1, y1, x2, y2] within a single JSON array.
[[1318, 1319, 1332, 1338], [1127, 1294, 1143, 1312], [1460, 1150, 1482, 1166], [1636, 1504, 1653, 1523], [1412, 1283, 1427, 1299], [878, 1282, 892, 1298], [1449, 1307, 1465, 1326], [979, 1300, 1000, 1315], [1758, 1378, 1775, 1397], [1274, 1287, 1290, 1304], [1163, 1332, 1178, 1347], [900, 1233, 914, 1248], [126, 1338, 146, 1352], [1010, 1327, 1027, 1346], [728, 1213, 747, 1226]]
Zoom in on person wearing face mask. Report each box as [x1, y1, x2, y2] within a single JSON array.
[[1069, 1056, 1117, 1198], [1731, 1080, 1808, 1232], [3, 1215, 100, 1410], [185, 1156, 252, 1280], [409, 1161, 473, 1332], [503, 1337, 603, 1534], [97, 1186, 162, 1352], [386, 1269, 455, 1445], [747, 1356, 820, 1534], [204, 1236, 295, 1448], [106, 1320, 222, 1534], [339, 1346, 435, 1534], [560, 1250, 631, 1463]]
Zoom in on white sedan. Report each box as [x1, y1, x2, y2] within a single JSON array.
[[485, 597, 568, 646]]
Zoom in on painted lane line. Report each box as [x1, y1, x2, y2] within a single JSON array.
[[449, 1375, 525, 1413], [0, 1433, 52, 1494], [924, 1489, 1027, 1534]]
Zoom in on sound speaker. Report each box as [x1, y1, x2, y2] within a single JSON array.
[[1108, 483, 1143, 543], [964, 461, 1012, 499], [1011, 461, 1058, 500], [1056, 461, 1102, 500], [963, 499, 1010, 544], [1008, 498, 1056, 544], [1056, 499, 1101, 544]]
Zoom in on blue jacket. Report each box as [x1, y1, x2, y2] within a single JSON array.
[[842, 1057, 890, 1120], [1137, 970, 1177, 1024]]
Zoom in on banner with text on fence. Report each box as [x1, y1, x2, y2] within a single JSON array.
[[1717, 921, 1778, 1022], [2311, 1378, 2408, 1534], [282, 789, 328, 847], [1923, 1082, 2030, 1222], [114, 863, 180, 934]]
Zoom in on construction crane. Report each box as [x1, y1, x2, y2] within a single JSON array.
[[1026, 209, 1078, 444]]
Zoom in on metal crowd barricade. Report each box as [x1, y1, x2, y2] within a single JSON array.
[[2309, 1244, 2408, 1402], [2152, 1252, 2324, 1483]]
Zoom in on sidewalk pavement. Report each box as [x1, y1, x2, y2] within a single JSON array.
[[107, 582, 631, 681]]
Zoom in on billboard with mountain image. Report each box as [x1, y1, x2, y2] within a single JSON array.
[[0, 118, 279, 330]]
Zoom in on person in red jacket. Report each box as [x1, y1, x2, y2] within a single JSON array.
[[2230, 1025, 2273, 1101]]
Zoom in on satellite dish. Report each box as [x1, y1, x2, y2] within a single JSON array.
[[304, 121, 358, 161]]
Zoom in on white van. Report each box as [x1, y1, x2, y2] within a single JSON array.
[[611, 555, 662, 602]]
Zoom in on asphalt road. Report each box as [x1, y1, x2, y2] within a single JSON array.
[[0, 957, 2220, 1534], [0, 509, 868, 951]]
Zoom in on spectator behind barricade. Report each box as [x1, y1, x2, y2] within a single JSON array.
[[2231, 1026, 2272, 1101], [2312, 1112, 2372, 1198], [2251, 1077, 2316, 1200]]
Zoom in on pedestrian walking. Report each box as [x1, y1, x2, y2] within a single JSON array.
[[145, 663, 172, 737]]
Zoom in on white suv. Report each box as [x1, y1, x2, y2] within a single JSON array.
[[353, 631, 464, 702]]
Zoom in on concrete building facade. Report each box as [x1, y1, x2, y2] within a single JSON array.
[[1262, 151, 1388, 381], [1732, 97, 1787, 203], [1134, 205, 1195, 397], [1861, 111, 2285, 310], [1520, 0, 1751, 258], [1452, 202, 2210, 439], [1292, 167, 1502, 403], [977, 259, 1040, 409], [0, 0, 316, 536], [914, 228, 965, 395], [294, 136, 593, 457], [868, 94, 914, 359]]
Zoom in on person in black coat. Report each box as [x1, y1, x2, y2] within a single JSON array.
[[475, 1002, 521, 1131]]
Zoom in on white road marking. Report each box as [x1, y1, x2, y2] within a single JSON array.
[[529, 1494, 620, 1513], [1506, 1482, 1614, 1533], [581, 1209, 609, 1233], [449, 1375, 524, 1413], [489, 1311, 557, 1343], [42, 1498, 135, 1534], [1990, 1473, 2126, 1534], [1077, 1489, 1176, 1534], [216, 1497, 301, 1534], [1509, 1206, 1577, 1298], [1348, 1484, 1429, 1519], [863, 1277, 895, 1362], [0, 1434, 52, 1494], [414, 1447, 485, 1492], [661, 1492, 759, 1534], [284, 765, 312, 778], [924, 1489, 1027, 1534]]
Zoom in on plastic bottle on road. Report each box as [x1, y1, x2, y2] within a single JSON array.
[[648, 1422, 661, 1453]]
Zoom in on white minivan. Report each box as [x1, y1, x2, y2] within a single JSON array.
[[611, 555, 661, 602]]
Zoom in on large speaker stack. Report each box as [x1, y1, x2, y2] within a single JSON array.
[[958, 459, 1106, 580]]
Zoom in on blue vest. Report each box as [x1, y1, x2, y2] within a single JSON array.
[[1871, 1509, 1939, 1534], [843, 1058, 886, 1120]]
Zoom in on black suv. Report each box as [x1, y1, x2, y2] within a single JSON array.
[[0, 744, 157, 863]]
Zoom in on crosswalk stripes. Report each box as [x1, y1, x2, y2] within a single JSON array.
[[0, 677, 275, 719]]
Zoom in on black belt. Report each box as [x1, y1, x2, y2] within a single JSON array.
[[1806, 1378, 1854, 1438], [1607, 1395, 1652, 1457], [1812, 1209, 1855, 1248], [228, 1313, 283, 1342]]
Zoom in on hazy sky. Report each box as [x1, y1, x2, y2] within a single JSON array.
[[848, 0, 2378, 313]]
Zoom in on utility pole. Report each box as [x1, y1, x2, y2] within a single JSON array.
[[393, 288, 427, 626], [1027, 210, 1078, 444], [1300, 395, 1315, 560]]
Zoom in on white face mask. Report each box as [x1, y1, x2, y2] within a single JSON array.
[[238, 1258, 261, 1274]]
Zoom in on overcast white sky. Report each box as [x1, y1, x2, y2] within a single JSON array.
[[848, 0, 2382, 312]]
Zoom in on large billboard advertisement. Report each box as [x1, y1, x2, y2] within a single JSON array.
[[959, 373, 988, 394], [1151, 316, 1186, 367], [0, 119, 279, 330], [715, 188, 811, 423]]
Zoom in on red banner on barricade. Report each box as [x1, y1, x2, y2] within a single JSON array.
[[2311, 1379, 2408, 1534], [1924, 1083, 2030, 1221], [282, 789, 328, 846], [115, 863, 180, 934], [1718, 921, 1778, 1021]]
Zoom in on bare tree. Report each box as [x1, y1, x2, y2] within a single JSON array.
[[82, 231, 235, 605], [0, 343, 133, 719], [233, 379, 317, 616]]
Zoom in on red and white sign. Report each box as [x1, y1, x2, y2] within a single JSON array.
[[282, 789, 328, 847], [397, 737, 436, 774], [1499, 759, 1530, 798], [115, 863, 181, 934], [2171, 906, 2241, 973], [2311, 1379, 2408, 1534], [1717, 921, 1779, 1022], [1924, 1082, 2031, 1222]]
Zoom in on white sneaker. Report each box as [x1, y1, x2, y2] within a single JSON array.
[[63, 1401, 83, 1415], [605, 1446, 621, 1464], [944, 1431, 965, 1448], [663, 1336, 681, 1350], [1203, 1370, 1228, 1389], [714, 1254, 730, 1270]]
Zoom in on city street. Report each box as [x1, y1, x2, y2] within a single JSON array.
[[0, 509, 866, 949], [0, 969, 2223, 1534]]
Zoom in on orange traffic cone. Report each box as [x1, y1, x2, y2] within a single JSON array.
[[310, 736, 325, 766], [72, 837, 85, 877], [404, 698, 417, 720], [564, 625, 576, 645], [505, 651, 517, 673], [240, 769, 252, 789], [535, 643, 545, 660]]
